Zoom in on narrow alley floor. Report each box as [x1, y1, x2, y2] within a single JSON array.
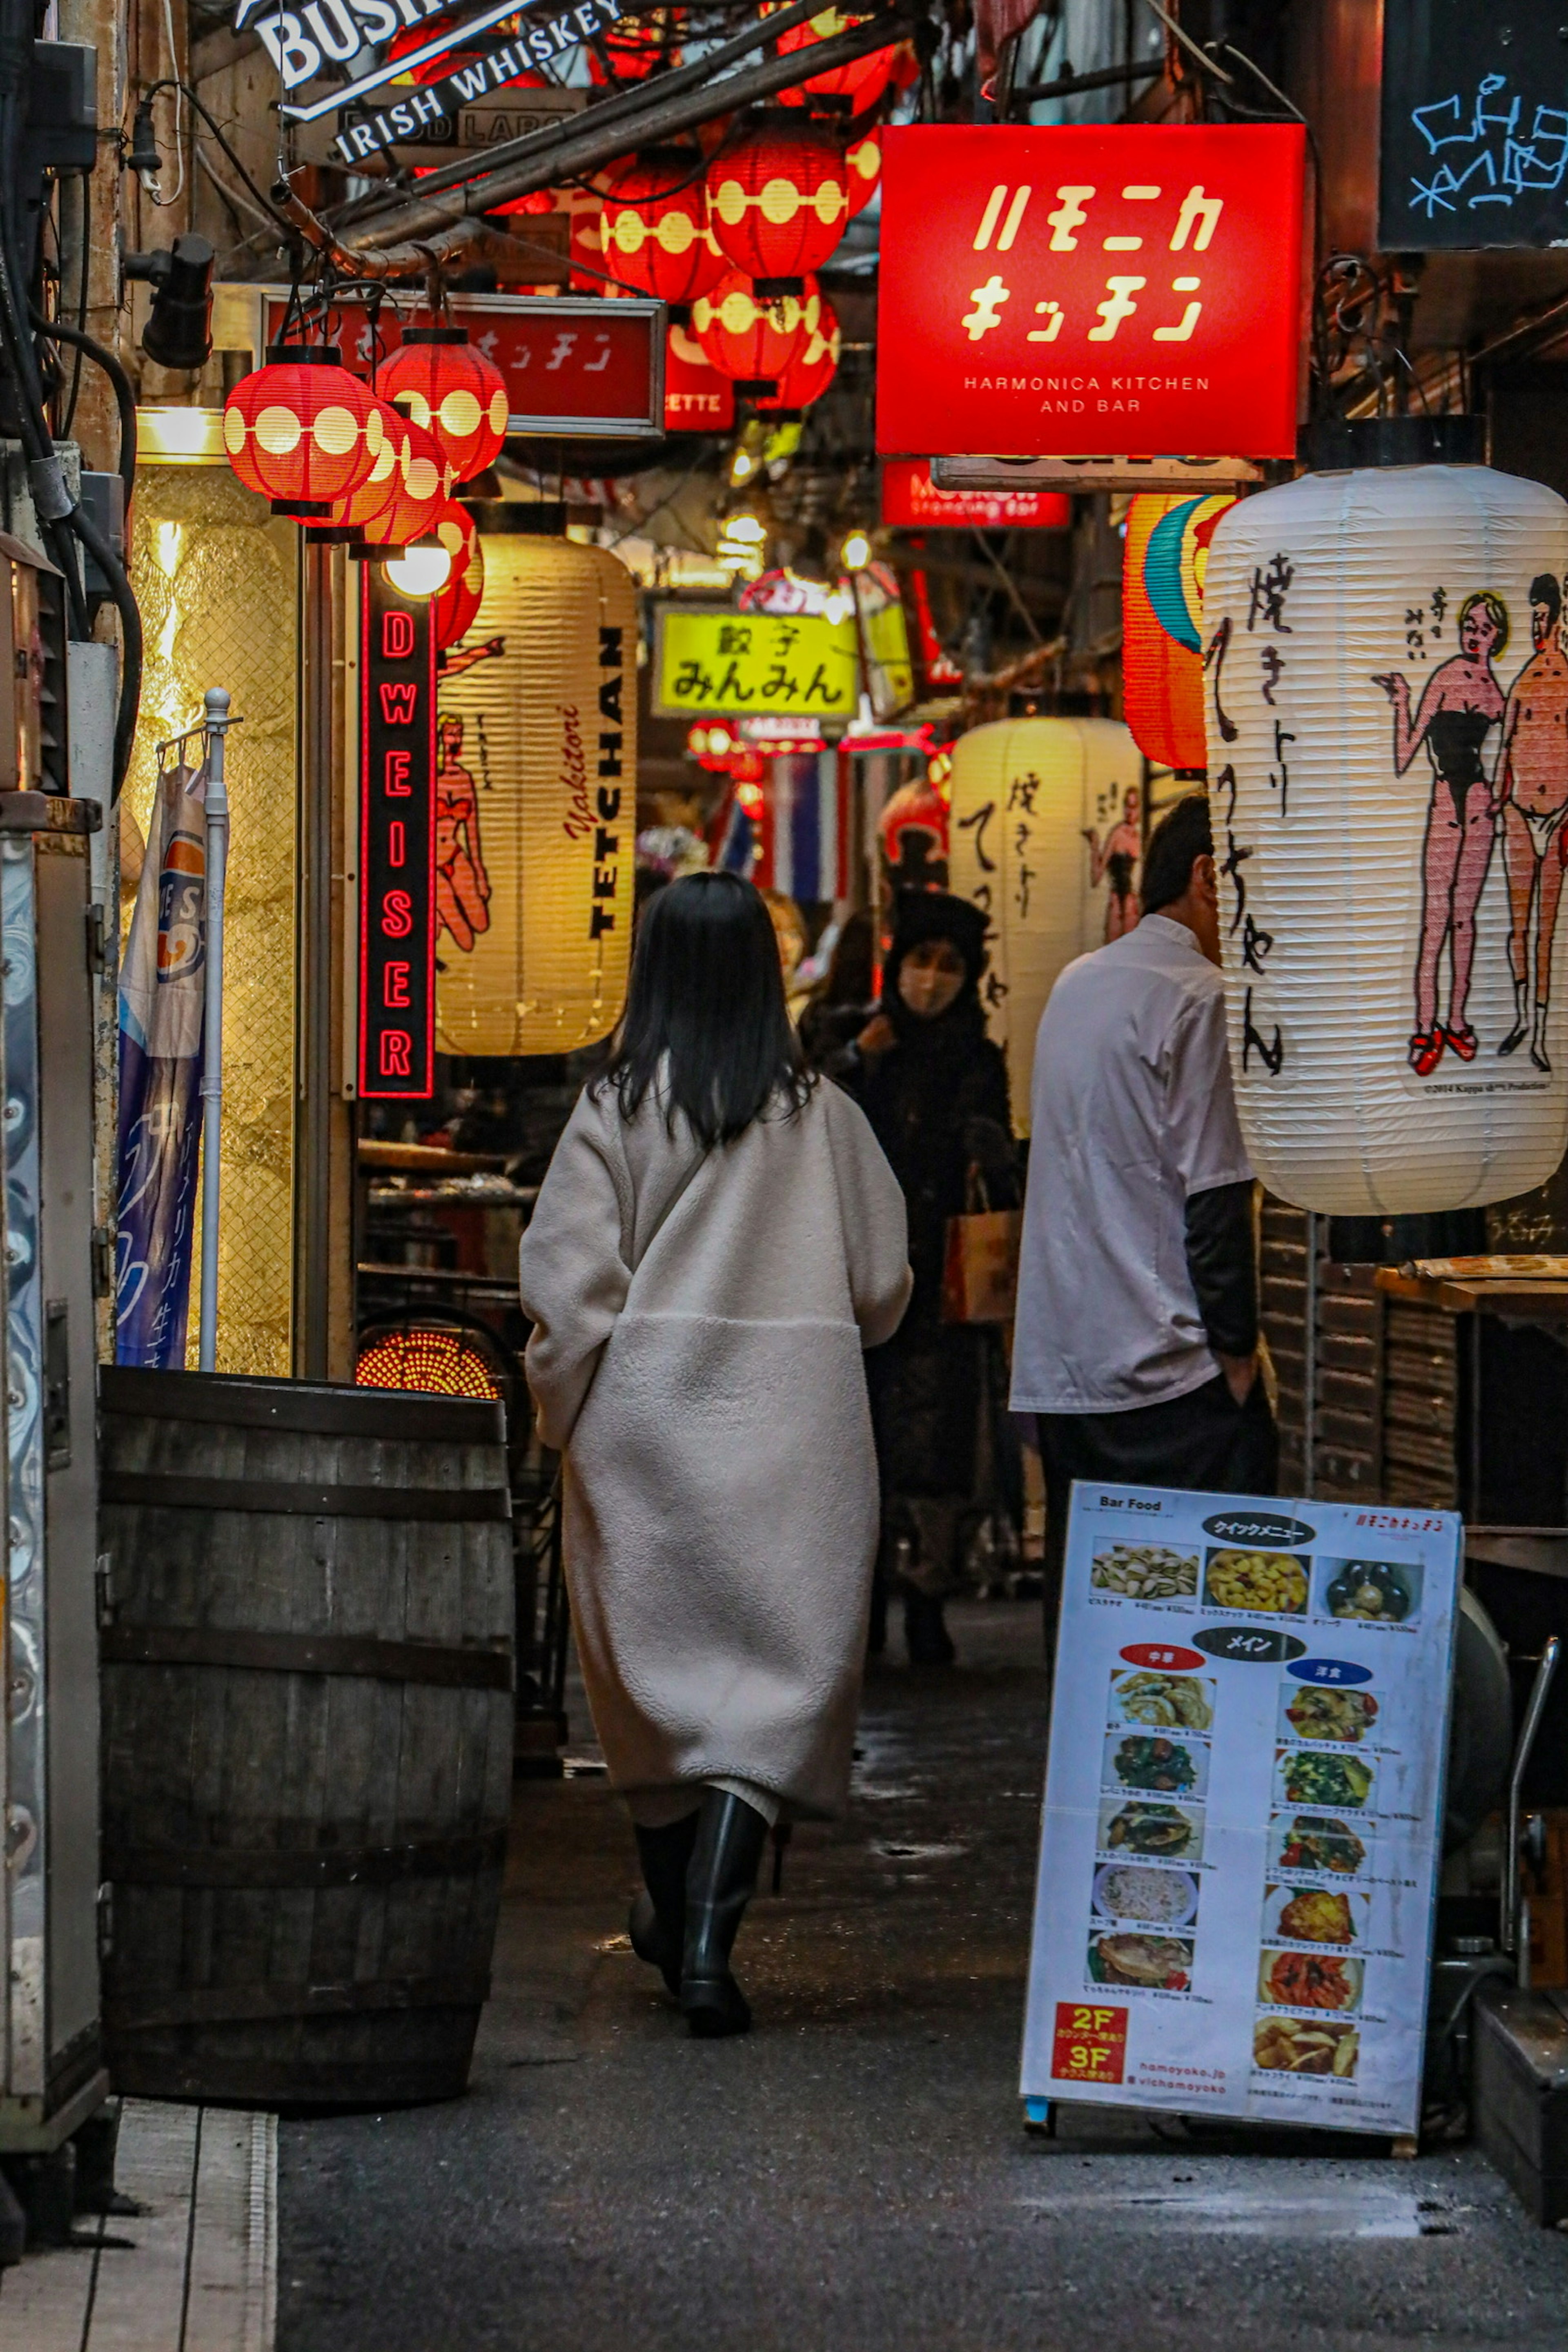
[[278, 1603, 1568, 2352]]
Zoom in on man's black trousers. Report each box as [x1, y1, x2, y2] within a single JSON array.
[[1036, 1373, 1279, 1638]]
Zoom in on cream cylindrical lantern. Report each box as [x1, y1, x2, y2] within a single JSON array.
[[1203, 428, 1568, 1214], [433, 520, 638, 1056], [948, 717, 1143, 1129]]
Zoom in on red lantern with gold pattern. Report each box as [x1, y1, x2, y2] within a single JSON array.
[[775, 8, 896, 114], [377, 326, 509, 484], [434, 510, 486, 649], [692, 272, 818, 390], [588, 9, 678, 80], [307, 392, 405, 543], [707, 123, 848, 283], [350, 419, 454, 556], [223, 348, 381, 517], [755, 296, 840, 412], [601, 151, 726, 304], [844, 123, 880, 216]]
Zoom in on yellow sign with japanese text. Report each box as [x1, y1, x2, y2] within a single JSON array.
[[652, 606, 861, 719]]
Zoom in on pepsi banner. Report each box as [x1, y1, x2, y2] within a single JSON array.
[[116, 753, 208, 1368], [359, 568, 437, 1099]]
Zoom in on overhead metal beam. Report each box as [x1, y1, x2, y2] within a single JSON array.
[[289, 4, 913, 275], [351, 0, 835, 213]]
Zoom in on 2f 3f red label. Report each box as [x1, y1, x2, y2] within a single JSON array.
[[360, 570, 437, 1098]]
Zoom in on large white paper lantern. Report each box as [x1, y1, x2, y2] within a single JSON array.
[[1203, 427, 1568, 1213], [948, 717, 1142, 1131], [434, 521, 638, 1056]]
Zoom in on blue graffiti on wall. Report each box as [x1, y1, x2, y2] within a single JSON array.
[[1406, 74, 1568, 217]]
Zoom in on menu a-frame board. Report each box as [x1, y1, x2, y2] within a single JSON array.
[[1022, 1484, 1462, 2136]]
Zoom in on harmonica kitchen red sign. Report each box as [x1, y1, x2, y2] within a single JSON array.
[[876, 124, 1306, 461]]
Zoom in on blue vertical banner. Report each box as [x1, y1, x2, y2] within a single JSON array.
[[116, 750, 208, 1368]]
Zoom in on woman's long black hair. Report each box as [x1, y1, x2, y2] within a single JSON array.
[[600, 870, 815, 1149]]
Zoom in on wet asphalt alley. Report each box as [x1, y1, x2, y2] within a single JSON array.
[[277, 1602, 1568, 2352]]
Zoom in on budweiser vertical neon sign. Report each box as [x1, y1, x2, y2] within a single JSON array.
[[359, 570, 437, 1099]]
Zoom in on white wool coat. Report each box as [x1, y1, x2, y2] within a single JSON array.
[[517, 1076, 911, 1819]]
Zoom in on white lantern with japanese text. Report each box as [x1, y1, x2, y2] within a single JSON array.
[[948, 716, 1142, 1132], [432, 517, 638, 1056], [1202, 423, 1568, 1213]]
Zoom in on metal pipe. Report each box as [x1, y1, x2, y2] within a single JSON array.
[[198, 688, 232, 1374], [349, 0, 835, 214], [318, 6, 913, 274], [1011, 60, 1165, 104], [1503, 1633, 1559, 1959]]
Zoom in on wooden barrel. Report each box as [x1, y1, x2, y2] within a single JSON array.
[[98, 1368, 514, 2107]]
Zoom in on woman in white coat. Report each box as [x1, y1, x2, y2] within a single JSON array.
[[518, 872, 911, 2037]]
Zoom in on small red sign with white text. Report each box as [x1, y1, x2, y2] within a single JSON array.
[[1119, 1642, 1205, 1672], [876, 124, 1305, 459], [263, 292, 664, 439], [881, 459, 1070, 530]]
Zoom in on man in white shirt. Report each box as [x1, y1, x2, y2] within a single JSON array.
[[1010, 793, 1276, 1588]]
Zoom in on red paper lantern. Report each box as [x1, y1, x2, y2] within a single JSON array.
[[775, 9, 896, 114], [601, 153, 726, 304], [1121, 490, 1237, 769], [434, 514, 485, 649], [566, 189, 606, 289], [310, 393, 405, 541], [223, 349, 381, 516], [844, 124, 880, 216], [353, 419, 454, 554], [390, 15, 545, 86], [377, 327, 509, 483], [693, 273, 818, 389], [588, 10, 677, 81], [755, 296, 840, 412], [707, 125, 848, 282]]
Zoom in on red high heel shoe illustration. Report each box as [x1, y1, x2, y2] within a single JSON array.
[[1409, 1031, 1444, 1078]]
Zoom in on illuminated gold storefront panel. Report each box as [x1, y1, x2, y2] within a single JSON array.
[[127, 461, 299, 1374]]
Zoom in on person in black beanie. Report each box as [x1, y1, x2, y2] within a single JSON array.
[[834, 891, 1016, 1664]]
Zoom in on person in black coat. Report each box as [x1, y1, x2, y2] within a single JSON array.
[[835, 891, 1016, 1664]]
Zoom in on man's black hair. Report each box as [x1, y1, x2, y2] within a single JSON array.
[[599, 869, 813, 1150], [1531, 572, 1563, 628], [1141, 791, 1214, 916]]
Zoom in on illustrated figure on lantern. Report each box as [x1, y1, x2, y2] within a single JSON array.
[[1372, 588, 1510, 1078], [1496, 572, 1568, 1070], [439, 633, 504, 680], [434, 713, 493, 953], [1082, 784, 1143, 942]]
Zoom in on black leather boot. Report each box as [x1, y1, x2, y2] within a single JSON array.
[[681, 1790, 771, 2038], [904, 1589, 956, 1666], [630, 1812, 700, 1998]]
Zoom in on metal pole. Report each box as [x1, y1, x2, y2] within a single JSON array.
[[1503, 1633, 1559, 1961], [1302, 1209, 1318, 1497], [198, 688, 232, 1374], [299, 545, 334, 1379]]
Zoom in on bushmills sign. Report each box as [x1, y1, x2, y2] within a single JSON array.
[[236, 0, 640, 164]]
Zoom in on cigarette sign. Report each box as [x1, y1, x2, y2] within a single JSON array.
[[877, 124, 1307, 460]]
